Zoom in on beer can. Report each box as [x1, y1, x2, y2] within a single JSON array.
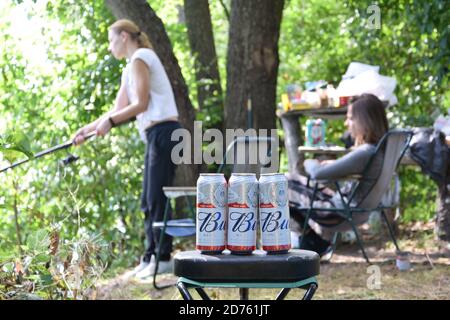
[[227, 173, 258, 255], [259, 173, 291, 254], [196, 173, 227, 254]]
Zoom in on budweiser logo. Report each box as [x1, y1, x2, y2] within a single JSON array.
[[229, 211, 257, 233], [198, 211, 226, 232], [260, 211, 290, 233]]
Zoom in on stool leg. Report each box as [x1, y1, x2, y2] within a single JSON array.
[[177, 282, 194, 300], [195, 288, 211, 300], [239, 288, 249, 300], [153, 200, 171, 290], [302, 283, 318, 300], [276, 288, 291, 300]]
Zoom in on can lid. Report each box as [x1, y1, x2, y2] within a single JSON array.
[[199, 173, 225, 176], [231, 173, 257, 176]]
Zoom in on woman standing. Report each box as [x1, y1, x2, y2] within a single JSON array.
[[73, 19, 181, 278]]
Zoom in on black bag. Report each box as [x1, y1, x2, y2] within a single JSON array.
[[408, 128, 449, 185]]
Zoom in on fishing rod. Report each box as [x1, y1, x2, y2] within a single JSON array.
[[0, 131, 96, 174]]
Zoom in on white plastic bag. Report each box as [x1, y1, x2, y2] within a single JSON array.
[[342, 62, 380, 80], [337, 69, 398, 106], [433, 110, 450, 136]]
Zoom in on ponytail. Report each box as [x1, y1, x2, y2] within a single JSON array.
[[136, 31, 152, 49], [109, 19, 153, 49]]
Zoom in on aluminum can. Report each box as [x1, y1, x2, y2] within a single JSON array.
[[305, 118, 326, 147], [196, 173, 227, 254], [258, 173, 291, 254], [227, 173, 258, 255]]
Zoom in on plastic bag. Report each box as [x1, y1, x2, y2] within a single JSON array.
[[433, 110, 450, 136], [336, 69, 398, 106], [342, 62, 380, 80]]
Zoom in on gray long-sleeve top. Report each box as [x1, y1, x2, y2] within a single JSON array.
[[309, 143, 383, 206]]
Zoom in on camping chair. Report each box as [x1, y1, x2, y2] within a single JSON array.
[[152, 186, 196, 289], [294, 129, 413, 264], [152, 135, 279, 289]]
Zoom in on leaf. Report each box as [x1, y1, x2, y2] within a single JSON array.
[[2, 262, 15, 273], [39, 273, 54, 286], [0, 131, 34, 162], [35, 253, 50, 264], [26, 230, 50, 254]]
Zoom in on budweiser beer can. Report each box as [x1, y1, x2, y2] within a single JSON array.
[[259, 173, 291, 254], [227, 173, 258, 255], [196, 173, 227, 254]]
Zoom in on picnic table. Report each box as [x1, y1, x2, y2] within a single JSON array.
[[277, 106, 417, 174]]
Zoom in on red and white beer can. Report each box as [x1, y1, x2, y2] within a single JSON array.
[[196, 173, 227, 254], [227, 173, 258, 255], [258, 173, 291, 254]]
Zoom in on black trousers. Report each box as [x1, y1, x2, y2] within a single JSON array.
[[141, 121, 182, 262]]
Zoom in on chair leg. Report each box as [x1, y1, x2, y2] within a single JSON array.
[[299, 210, 312, 249], [381, 210, 400, 252], [177, 281, 194, 300], [349, 218, 371, 264], [185, 195, 195, 217], [299, 184, 318, 249], [153, 261, 173, 290], [195, 288, 211, 300], [276, 288, 291, 300], [153, 200, 172, 290], [302, 283, 318, 300], [331, 232, 339, 251], [239, 288, 249, 300]]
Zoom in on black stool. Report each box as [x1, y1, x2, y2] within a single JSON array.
[[174, 249, 320, 300]]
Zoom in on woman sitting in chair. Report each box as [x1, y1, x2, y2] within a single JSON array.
[[288, 93, 388, 258]]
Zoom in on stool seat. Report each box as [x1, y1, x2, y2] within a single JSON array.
[[174, 249, 320, 283]]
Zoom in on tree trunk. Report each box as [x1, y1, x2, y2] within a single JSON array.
[[225, 0, 284, 131], [436, 181, 450, 243], [104, 0, 198, 186], [184, 0, 223, 129], [279, 113, 304, 175]]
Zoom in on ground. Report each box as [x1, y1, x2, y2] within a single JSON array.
[[95, 221, 450, 300]]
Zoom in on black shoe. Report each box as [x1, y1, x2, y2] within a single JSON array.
[[299, 229, 332, 257], [298, 235, 316, 251]]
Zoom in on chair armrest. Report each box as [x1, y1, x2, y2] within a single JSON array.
[[153, 219, 195, 228], [309, 174, 362, 184], [163, 186, 196, 198]]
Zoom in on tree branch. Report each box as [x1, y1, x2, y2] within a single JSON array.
[[218, 0, 230, 21]]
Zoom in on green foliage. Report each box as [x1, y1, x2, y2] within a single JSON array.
[[0, 1, 143, 292], [0, 131, 33, 162], [342, 0, 449, 125], [279, 0, 448, 126], [0, 0, 448, 299], [399, 166, 438, 222]]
